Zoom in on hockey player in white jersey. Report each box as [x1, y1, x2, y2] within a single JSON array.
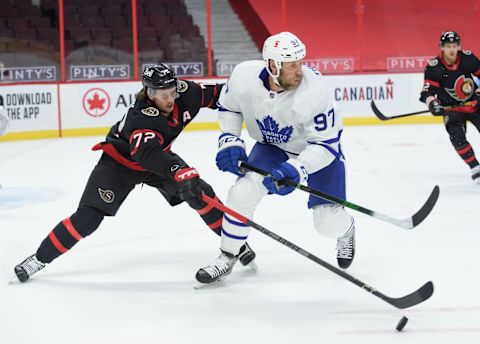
[[0, 96, 9, 136], [196, 32, 355, 285]]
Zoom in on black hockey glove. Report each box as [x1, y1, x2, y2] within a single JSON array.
[[428, 99, 444, 116], [171, 165, 205, 209], [472, 91, 480, 109]]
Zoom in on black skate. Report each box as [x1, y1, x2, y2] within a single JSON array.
[[195, 251, 238, 285], [14, 254, 45, 282], [238, 242, 256, 267], [336, 226, 355, 269], [472, 166, 480, 184]]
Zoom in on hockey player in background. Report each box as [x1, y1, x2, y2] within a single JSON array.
[[14, 64, 255, 282], [196, 32, 355, 285], [0, 94, 9, 136], [421, 31, 480, 183]]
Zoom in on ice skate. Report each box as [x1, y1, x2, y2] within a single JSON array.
[[14, 254, 46, 282], [195, 251, 238, 287], [471, 165, 480, 184], [336, 226, 355, 269]]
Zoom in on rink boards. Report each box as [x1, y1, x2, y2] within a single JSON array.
[[0, 73, 442, 141]]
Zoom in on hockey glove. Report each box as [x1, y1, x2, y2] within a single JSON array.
[[216, 133, 247, 176], [263, 159, 308, 196], [472, 90, 480, 109], [428, 99, 444, 116], [172, 166, 205, 209]]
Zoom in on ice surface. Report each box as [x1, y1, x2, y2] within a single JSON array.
[[1, 124, 479, 343]]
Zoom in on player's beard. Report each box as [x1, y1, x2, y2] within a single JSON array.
[[278, 74, 302, 91]]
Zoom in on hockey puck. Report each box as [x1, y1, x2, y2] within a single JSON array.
[[396, 316, 408, 332]]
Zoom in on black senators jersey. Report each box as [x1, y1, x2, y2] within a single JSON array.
[[93, 80, 223, 176], [420, 50, 480, 113]]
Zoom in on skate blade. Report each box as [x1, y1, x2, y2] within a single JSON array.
[[8, 274, 20, 285], [193, 277, 226, 289], [244, 261, 258, 271]]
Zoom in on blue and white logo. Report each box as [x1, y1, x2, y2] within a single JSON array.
[[256, 115, 293, 144]]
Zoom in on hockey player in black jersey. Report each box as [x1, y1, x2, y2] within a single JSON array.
[[14, 64, 255, 282], [420, 31, 480, 183]]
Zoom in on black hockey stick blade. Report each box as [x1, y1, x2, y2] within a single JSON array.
[[411, 185, 440, 227], [370, 100, 429, 120], [202, 194, 435, 310], [382, 281, 434, 309]]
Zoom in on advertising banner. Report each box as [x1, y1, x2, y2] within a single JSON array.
[[304, 58, 355, 73], [325, 73, 425, 118], [217, 58, 355, 77], [141, 62, 204, 77], [60, 81, 141, 129], [0, 84, 58, 132], [0, 66, 56, 83], [1, 73, 430, 140], [387, 56, 432, 72], [69, 65, 130, 81]]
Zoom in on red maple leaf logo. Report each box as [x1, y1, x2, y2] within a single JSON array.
[[87, 93, 106, 111]]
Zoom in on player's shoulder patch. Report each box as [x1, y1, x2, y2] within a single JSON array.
[[428, 58, 438, 67], [141, 107, 159, 117], [177, 80, 189, 93], [463, 50, 472, 55]]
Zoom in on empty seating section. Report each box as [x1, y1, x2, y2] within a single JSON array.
[[245, 0, 479, 72], [0, 0, 207, 74], [0, 1, 58, 68]]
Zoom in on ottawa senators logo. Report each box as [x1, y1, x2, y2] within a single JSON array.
[[98, 188, 115, 204], [445, 75, 475, 101], [141, 107, 159, 117], [177, 80, 189, 93]]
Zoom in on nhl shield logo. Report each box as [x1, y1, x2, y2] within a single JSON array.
[[98, 188, 115, 203]]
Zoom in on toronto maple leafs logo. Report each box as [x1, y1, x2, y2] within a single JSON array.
[[255, 115, 293, 144]]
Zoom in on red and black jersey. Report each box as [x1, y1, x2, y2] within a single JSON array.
[[420, 50, 480, 113], [93, 79, 223, 176]]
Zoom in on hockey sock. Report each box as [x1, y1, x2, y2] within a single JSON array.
[[196, 196, 223, 236], [455, 143, 479, 168], [36, 206, 104, 263]]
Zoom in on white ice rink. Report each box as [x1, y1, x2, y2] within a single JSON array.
[[1, 124, 479, 343]]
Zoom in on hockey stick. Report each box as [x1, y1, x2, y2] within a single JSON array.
[[202, 194, 434, 309], [239, 162, 439, 230], [371, 100, 474, 121]]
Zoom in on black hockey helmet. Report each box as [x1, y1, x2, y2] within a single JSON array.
[[142, 63, 177, 90], [439, 31, 461, 46]]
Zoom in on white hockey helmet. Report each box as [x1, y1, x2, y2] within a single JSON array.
[[262, 32, 306, 79]]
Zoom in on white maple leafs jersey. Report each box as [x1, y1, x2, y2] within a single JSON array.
[[0, 105, 10, 136], [217, 60, 343, 174]]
